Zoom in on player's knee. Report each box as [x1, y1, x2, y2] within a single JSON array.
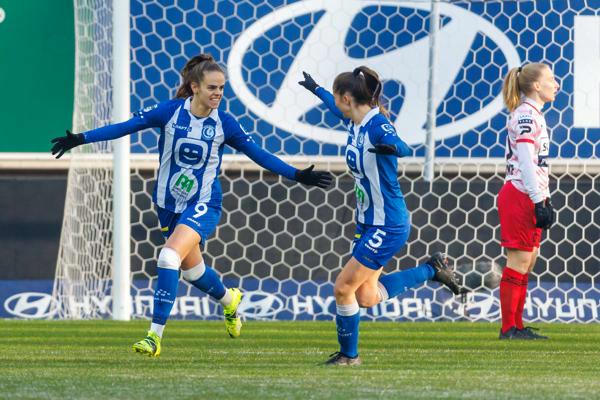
[[333, 283, 354, 300], [157, 247, 182, 270]]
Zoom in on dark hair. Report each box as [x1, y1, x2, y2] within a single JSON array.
[[175, 53, 225, 98], [332, 66, 389, 118]]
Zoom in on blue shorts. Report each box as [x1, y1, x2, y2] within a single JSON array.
[[352, 224, 410, 270], [156, 203, 221, 245]]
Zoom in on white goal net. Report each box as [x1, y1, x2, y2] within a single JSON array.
[[53, 0, 600, 322]]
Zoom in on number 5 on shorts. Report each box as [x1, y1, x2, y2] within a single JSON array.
[[368, 229, 386, 248]]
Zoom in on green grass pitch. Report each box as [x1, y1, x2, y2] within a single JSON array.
[[1, 320, 599, 399]]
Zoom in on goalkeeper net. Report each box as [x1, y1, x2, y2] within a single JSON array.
[[53, 0, 599, 322]]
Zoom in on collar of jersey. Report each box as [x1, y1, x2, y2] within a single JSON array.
[[522, 96, 543, 115], [357, 107, 380, 129], [184, 97, 218, 120]]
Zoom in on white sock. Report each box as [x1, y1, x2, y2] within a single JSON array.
[[336, 301, 360, 316], [181, 261, 206, 281], [219, 288, 232, 306], [150, 322, 165, 338], [377, 282, 389, 303]]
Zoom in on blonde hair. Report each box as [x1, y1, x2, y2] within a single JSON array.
[[502, 62, 548, 112]]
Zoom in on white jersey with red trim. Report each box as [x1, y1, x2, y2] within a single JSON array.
[[504, 98, 550, 204]]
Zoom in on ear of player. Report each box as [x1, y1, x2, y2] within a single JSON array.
[[294, 165, 333, 189], [50, 130, 84, 159], [534, 199, 555, 230]]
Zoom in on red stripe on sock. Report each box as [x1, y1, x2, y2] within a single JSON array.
[[500, 267, 527, 333]]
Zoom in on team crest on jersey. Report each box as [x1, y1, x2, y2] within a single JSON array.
[[201, 125, 216, 140], [356, 132, 365, 147]]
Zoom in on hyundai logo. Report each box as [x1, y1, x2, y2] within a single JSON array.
[[4, 292, 59, 319], [237, 291, 285, 318], [228, 0, 520, 145]]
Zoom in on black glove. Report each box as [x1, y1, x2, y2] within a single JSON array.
[[295, 165, 333, 189], [368, 143, 397, 155], [546, 198, 556, 228], [534, 199, 554, 229], [298, 71, 319, 95], [51, 130, 84, 159]]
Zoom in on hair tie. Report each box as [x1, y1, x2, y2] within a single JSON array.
[[353, 68, 363, 77], [517, 66, 522, 73]]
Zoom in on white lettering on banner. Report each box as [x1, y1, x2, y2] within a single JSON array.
[[574, 16, 600, 127], [291, 296, 314, 315], [312, 296, 336, 313], [577, 299, 598, 320], [533, 297, 553, 318], [555, 298, 577, 319], [3, 291, 600, 320], [228, 0, 520, 145], [135, 295, 153, 315]]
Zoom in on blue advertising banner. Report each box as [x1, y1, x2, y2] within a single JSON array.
[[128, 0, 599, 158], [2, 280, 598, 322]]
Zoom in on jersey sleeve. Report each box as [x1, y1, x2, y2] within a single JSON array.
[[370, 122, 412, 157], [314, 87, 349, 123], [82, 100, 178, 144], [222, 113, 298, 181]]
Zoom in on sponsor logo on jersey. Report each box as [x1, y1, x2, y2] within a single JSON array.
[[228, 0, 520, 145], [170, 171, 199, 200]]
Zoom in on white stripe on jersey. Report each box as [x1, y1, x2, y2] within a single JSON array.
[[362, 132, 386, 226], [198, 113, 225, 204], [156, 107, 181, 208]]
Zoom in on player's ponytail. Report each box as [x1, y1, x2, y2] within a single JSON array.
[[502, 63, 549, 112], [333, 66, 390, 118], [176, 53, 225, 98]]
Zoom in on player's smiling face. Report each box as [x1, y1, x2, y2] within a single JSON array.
[[192, 71, 226, 110], [535, 66, 559, 103]]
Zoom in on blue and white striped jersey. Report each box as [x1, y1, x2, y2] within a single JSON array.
[[82, 97, 297, 213], [316, 88, 411, 227]]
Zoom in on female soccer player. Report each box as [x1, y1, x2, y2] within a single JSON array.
[[299, 68, 463, 365], [498, 63, 559, 340], [51, 54, 332, 356]]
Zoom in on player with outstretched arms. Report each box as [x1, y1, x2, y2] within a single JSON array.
[[299, 67, 465, 365], [498, 62, 559, 340], [51, 54, 332, 356]]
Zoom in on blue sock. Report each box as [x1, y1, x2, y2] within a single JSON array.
[[152, 267, 179, 325], [183, 262, 226, 300], [379, 264, 435, 299], [336, 302, 360, 358]]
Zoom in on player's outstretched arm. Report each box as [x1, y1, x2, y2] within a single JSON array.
[[224, 115, 333, 189], [298, 71, 347, 122], [50, 130, 84, 159], [50, 101, 176, 158], [367, 124, 412, 157]]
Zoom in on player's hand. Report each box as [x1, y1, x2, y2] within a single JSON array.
[[368, 143, 397, 155], [298, 71, 319, 95], [295, 165, 333, 189], [51, 130, 84, 159], [534, 200, 553, 229]]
